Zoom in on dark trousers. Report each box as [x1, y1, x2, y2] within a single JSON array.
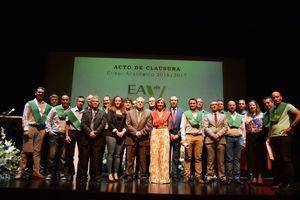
[[40, 134, 49, 174], [125, 144, 148, 179], [270, 136, 294, 185], [47, 132, 66, 177], [106, 136, 125, 174], [226, 136, 242, 180], [170, 140, 181, 178], [246, 132, 266, 178], [146, 146, 150, 177], [77, 134, 106, 180], [65, 130, 80, 177]]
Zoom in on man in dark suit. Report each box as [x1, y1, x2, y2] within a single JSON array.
[[77, 95, 106, 183], [125, 97, 152, 182], [169, 96, 184, 181]]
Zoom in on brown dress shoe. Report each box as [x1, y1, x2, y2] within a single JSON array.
[[15, 172, 23, 180], [183, 176, 190, 183], [33, 172, 46, 179], [195, 176, 205, 184]]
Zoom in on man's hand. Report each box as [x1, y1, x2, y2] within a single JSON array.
[[117, 131, 124, 138], [136, 131, 142, 138], [23, 131, 29, 141], [65, 135, 71, 143], [89, 131, 96, 138], [180, 138, 189, 148], [170, 134, 175, 141], [212, 133, 219, 141], [173, 134, 179, 141], [283, 127, 294, 135]]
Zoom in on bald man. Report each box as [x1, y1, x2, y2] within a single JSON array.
[[267, 91, 300, 190]]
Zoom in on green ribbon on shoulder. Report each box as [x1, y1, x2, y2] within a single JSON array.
[[56, 105, 69, 120], [65, 109, 82, 131], [263, 111, 271, 128], [225, 112, 242, 128], [270, 102, 287, 125], [184, 110, 202, 128], [28, 100, 52, 126]]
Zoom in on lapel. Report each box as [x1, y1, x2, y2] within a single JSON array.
[[92, 109, 102, 123], [215, 113, 224, 127], [139, 110, 147, 125], [132, 109, 138, 125], [87, 109, 93, 123], [175, 108, 182, 125]]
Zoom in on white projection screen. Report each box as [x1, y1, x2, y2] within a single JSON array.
[[70, 57, 223, 110]]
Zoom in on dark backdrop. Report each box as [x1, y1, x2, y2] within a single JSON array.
[[1, 3, 299, 114]]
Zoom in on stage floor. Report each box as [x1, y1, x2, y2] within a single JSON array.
[[0, 178, 299, 200]]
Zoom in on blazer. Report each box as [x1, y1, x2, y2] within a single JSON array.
[[125, 108, 152, 146], [106, 110, 127, 138], [204, 112, 228, 144], [81, 108, 106, 140], [169, 107, 185, 135]]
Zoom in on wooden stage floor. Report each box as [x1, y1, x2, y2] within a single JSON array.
[[0, 178, 299, 200]]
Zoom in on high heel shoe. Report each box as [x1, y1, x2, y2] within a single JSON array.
[[108, 174, 115, 182], [113, 173, 119, 181]]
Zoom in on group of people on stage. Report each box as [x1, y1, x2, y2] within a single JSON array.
[[15, 86, 300, 191]]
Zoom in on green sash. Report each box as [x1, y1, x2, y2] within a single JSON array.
[[263, 111, 271, 128], [28, 100, 52, 127], [66, 109, 82, 131], [56, 105, 69, 120], [184, 110, 202, 128], [270, 102, 287, 125], [225, 112, 242, 128]]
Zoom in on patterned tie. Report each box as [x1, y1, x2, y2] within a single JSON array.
[[214, 112, 218, 124]]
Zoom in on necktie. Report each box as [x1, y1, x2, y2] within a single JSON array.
[[172, 109, 176, 124], [137, 111, 141, 124], [91, 110, 96, 130], [214, 113, 218, 124]]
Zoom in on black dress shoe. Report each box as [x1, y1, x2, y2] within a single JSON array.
[[91, 177, 101, 183], [194, 176, 205, 184], [272, 182, 283, 189], [172, 177, 179, 182], [234, 179, 243, 185], [66, 176, 73, 182], [279, 183, 295, 191], [125, 177, 133, 182], [140, 178, 148, 183], [183, 177, 190, 183]]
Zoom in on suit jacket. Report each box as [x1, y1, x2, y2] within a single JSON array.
[[125, 108, 152, 146], [204, 112, 228, 144], [81, 108, 106, 143], [169, 107, 184, 135]]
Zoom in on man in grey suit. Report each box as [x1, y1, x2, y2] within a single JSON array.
[[125, 97, 152, 182], [204, 100, 228, 183]]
